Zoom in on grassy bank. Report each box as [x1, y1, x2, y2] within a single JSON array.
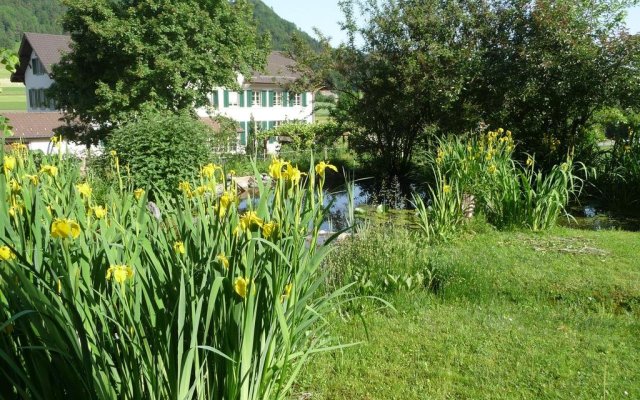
[[299, 226, 640, 399]]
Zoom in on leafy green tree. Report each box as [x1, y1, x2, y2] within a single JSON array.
[[49, 0, 268, 145], [473, 0, 640, 165], [290, 0, 481, 177]]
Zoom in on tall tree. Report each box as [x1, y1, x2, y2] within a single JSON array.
[[290, 0, 482, 177], [474, 0, 640, 164], [49, 0, 268, 144]]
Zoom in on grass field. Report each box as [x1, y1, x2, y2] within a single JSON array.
[[299, 226, 640, 399], [0, 85, 26, 111]]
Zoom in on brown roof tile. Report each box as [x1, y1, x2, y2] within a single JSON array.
[[251, 51, 300, 84], [1, 112, 65, 140]]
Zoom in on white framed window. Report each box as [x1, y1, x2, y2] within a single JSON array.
[[294, 93, 302, 106], [252, 90, 261, 106], [229, 92, 239, 107], [274, 91, 282, 106]]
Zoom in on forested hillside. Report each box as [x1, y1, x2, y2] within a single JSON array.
[[0, 0, 65, 48], [0, 0, 319, 50], [249, 0, 320, 51]]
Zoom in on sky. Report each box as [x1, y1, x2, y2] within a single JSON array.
[[261, 1, 640, 45]]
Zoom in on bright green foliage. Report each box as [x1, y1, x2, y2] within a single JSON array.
[[49, 0, 268, 145], [0, 141, 348, 399], [106, 111, 216, 196]]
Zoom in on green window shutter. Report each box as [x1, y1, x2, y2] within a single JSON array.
[[302, 92, 308, 107], [247, 90, 253, 106], [212, 91, 219, 108], [268, 121, 276, 143], [261, 91, 268, 107], [270, 91, 276, 107], [291, 93, 296, 107], [223, 90, 230, 107], [28, 89, 35, 108], [240, 122, 247, 146], [283, 91, 289, 107], [239, 91, 245, 107]]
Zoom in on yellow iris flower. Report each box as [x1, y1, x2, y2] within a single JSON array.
[[315, 161, 338, 177], [268, 158, 287, 179], [216, 253, 229, 270], [236, 211, 263, 235], [3, 155, 16, 174], [283, 164, 303, 185], [91, 205, 107, 219], [51, 218, 81, 239], [173, 241, 186, 255], [40, 165, 58, 177], [0, 245, 16, 261], [134, 188, 145, 200], [262, 221, 279, 239], [106, 265, 134, 284], [234, 277, 249, 299], [76, 182, 92, 198], [201, 163, 221, 179]]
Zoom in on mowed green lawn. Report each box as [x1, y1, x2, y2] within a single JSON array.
[[0, 85, 26, 111], [299, 227, 640, 399]]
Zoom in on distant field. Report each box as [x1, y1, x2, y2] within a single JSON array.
[[0, 85, 26, 111], [0, 69, 10, 79]]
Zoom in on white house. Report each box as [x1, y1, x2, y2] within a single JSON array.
[[7, 32, 313, 155], [197, 51, 314, 154]]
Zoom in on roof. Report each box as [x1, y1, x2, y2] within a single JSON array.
[[1, 112, 65, 140], [10, 33, 298, 84], [11, 33, 72, 83], [251, 51, 300, 84]]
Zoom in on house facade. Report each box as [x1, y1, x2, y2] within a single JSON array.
[[8, 32, 313, 155], [197, 51, 314, 154]]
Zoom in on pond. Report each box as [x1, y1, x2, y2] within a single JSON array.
[[322, 182, 640, 233]]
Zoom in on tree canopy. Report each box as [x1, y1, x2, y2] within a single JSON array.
[[290, 0, 640, 175], [48, 0, 268, 144]]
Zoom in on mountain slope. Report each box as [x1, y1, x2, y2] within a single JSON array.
[[0, 0, 319, 51], [249, 0, 321, 51]]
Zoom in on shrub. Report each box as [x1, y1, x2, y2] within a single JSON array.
[[106, 110, 215, 195]]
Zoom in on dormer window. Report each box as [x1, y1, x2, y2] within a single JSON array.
[[31, 57, 45, 75]]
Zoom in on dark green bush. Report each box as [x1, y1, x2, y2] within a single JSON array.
[[106, 111, 214, 195]]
